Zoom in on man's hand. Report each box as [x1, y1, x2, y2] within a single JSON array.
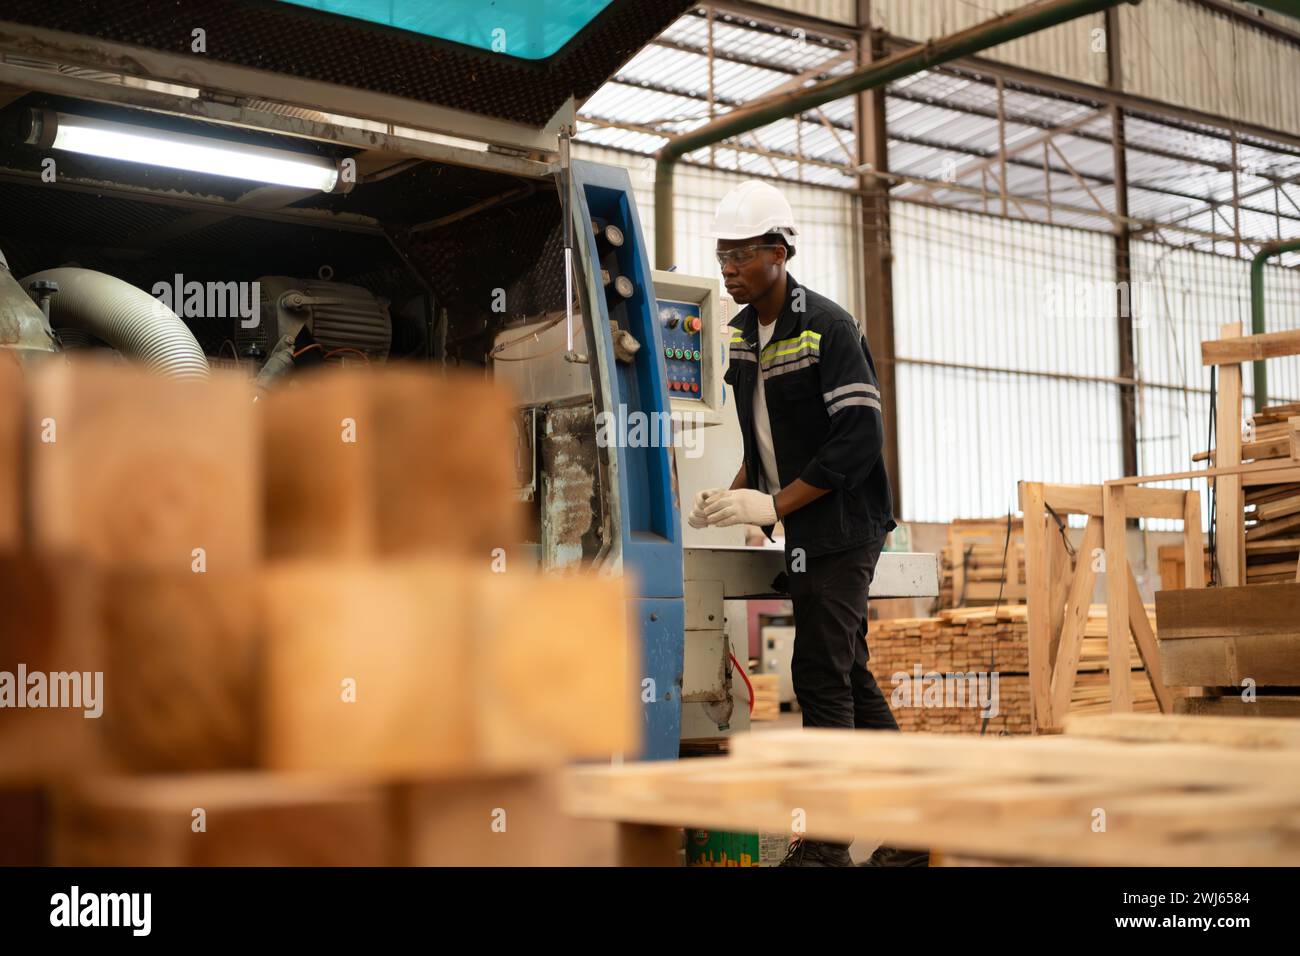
[[703, 488, 778, 528], [687, 488, 726, 529]]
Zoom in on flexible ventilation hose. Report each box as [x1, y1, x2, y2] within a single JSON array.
[[20, 267, 209, 379]]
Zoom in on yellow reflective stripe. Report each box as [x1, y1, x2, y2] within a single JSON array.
[[761, 330, 820, 359]]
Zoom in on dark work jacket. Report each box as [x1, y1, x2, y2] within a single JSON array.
[[723, 273, 895, 558]]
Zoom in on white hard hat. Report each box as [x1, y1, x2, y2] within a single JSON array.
[[708, 180, 798, 246]]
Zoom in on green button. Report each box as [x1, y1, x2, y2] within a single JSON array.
[[693, 350, 701, 361], [664, 347, 673, 358], [674, 349, 684, 359]]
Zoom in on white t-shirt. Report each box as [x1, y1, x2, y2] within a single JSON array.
[[753, 319, 780, 494]]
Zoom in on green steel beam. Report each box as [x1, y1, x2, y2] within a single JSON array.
[[1250, 237, 1300, 408]]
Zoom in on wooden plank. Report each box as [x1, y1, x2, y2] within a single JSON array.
[[1183, 491, 1206, 587], [1021, 483, 1053, 732], [1127, 568, 1171, 713], [1064, 712, 1300, 749], [1103, 486, 1133, 712], [1217, 323, 1245, 586], [27, 360, 258, 571], [1049, 519, 1102, 728], [51, 773, 393, 866], [1039, 483, 1186, 519], [1246, 511, 1300, 540], [728, 729, 1300, 790], [1201, 328, 1300, 365], [1158, 633, 1300, 686], [1176, 695, 1300, 718], [1155, 583, 1300, 639], [1047, 524, 1070, 668]]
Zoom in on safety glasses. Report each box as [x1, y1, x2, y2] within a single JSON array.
[[715, 244, 783, 268]]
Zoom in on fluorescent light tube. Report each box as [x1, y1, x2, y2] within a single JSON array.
[[34, 111, 340, 192]]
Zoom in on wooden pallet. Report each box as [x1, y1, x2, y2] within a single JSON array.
[[563, 715, 1300, 866]]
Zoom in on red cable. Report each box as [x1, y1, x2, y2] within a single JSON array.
[[729, 650, 754, 716]]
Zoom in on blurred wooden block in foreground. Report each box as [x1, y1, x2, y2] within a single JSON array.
[[261, 369, 524, 560], [261, 559, 639, 775], [0, 352, 21, 551], [0, 555, 108, 783], [51, 774, 394, 866], [26, 359, 259, 571], [398, 773, 617, 866]]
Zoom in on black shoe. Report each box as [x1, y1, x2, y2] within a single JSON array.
[[777, 839, 854, 867], [859, 844, 930, 867]]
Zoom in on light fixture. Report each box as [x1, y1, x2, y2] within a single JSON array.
[[25, 109, 344, 192]]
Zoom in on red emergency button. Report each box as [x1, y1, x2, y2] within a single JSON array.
[[686, 316, 702, 333]]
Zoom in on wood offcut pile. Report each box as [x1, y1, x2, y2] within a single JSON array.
[[748, 673, 780, 722], [0, 355, 631, 866], [937, 518, 1025, 610], [871, 604, 1157, 734], [1243, 402, 1300, 584]]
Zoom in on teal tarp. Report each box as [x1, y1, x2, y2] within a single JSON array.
[[278, 0, 615, 60]]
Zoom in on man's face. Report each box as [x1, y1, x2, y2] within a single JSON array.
[[716, 236, 785, 305]]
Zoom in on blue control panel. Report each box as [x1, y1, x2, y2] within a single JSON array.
[[658, 298, 703, 401]]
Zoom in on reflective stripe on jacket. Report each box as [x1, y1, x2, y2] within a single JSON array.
[[723, 273, 895, 557]]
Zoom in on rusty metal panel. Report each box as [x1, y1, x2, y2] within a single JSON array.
[[869, 0, 1109, 86], [1120, 0, 1300, 137]]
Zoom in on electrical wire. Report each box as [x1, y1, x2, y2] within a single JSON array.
[[729, 650, 754, 717], [324, 347, 370, 363]]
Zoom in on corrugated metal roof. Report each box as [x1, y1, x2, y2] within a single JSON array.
[[577, 3, 1300, 259]]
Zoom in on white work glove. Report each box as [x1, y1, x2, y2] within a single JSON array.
[[703, 488, 778, 528], [687, 488, 725, 529]]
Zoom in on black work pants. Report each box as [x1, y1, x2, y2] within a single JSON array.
[[786, 534, 899, 732]]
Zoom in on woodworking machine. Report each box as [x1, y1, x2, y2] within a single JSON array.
[[0, 0, 937, 762]]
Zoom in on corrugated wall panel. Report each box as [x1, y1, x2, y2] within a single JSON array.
[[891, 200, 1124, 523], [868, 0, 1108, 86], [764, 0, 856, 26], [572, 142, 864, 318], [1121, 0, 1300, 136]]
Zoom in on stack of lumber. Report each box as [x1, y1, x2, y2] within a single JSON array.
[[870, 604, 1157, 734], [937, 518, 1025, 609], [748, 673, 780, 722], [563, 715, 1300, 866], [0, 357, 632, 866], [1243, 402, 1300, 583], [1156, 582, 1300, 718]]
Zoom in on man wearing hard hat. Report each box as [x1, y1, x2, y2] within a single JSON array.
[[689, 180, 924, 867]]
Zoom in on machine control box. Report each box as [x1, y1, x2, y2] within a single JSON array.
[[652, 270, 726, 426]]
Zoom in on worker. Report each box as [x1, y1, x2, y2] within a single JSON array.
[[688, 180, 927, 868]]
